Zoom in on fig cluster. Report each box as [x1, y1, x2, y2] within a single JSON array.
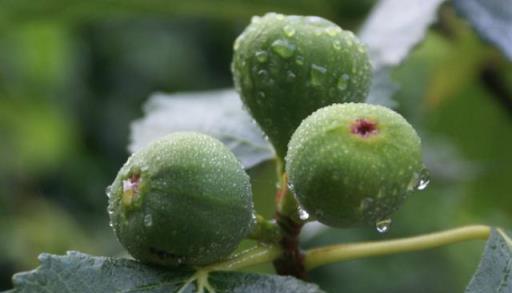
[[232, 12, 372, 159], [108, 12, 425, 268]]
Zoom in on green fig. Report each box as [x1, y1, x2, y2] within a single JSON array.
[[286, 103, 425, 228], [108, 132, 254, 266], [232, 13, 372, 159]]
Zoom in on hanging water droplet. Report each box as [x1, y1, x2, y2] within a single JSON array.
[[310, 64, 327, 86], [376, 218, 392, 233], [416, 168, 431, 191], [271, 39, 296, 58], [283, 25, 295, 37], [144, 214, 153, 227], [255, 50, 268, 63], [298, 208, 310, 221], [337, 74, 350, 91]]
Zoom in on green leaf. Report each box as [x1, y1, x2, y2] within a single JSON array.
[[129, 89, 275, 170], [454, 0, 512, 60], [359, 0, 447, 70], [358, 0, 446, 109], [466, 229, 512, 292], [8, 251, 323, 293], [365, 68, 399, 108]]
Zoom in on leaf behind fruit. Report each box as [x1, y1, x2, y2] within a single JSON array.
[[129, 89, 275, 170], [454, 0, 512, 60]]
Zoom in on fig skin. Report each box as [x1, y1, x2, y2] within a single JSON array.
[[232, 12, 372, 159], [286, 103, 423, 228], [108, 132, 254, 267]]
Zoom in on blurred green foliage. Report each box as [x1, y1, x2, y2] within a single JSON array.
[[0, 1, 511, 292]]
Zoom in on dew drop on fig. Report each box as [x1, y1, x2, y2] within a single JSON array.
[[255, 50, 268, 63], [144, 214, 153, 227], [298, 207, 310, 221], [310, 64, 327, 86], [271, 39, 296, 59], [376, 218, 392, 233], [416, 168, 431, 191]]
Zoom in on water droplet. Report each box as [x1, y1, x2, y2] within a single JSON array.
[[105, 185, 112, 198], [332, 40, 341, 50], [257, 69, 268, 79], [255, 51, 268, 63], [283, 25, 295, 37], [325, 26, 339, 36], [408, 168, 431, 191], [233, 37, 242, 50], [271, 39, 296, 58], [376, 218, 392, 233], [298, 208, 310, 221], [306, 16, 323, 24], [416, 168, 431, 191], [286, 71, 296, 82], [144, 214, 153, 227], [360, 197, 374, 211], [251, 16, 261, 24], [310, 64, 327, 86], [337, 74, 350, 91]]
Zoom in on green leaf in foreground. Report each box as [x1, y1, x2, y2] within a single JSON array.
[[8, 251, 323, 293], [466, 229, 512, 293]]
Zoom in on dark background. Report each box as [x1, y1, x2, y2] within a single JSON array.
[[1, 1, 511, 292]]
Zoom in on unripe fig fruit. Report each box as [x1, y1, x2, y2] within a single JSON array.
[[286, 103, 424, 228], [107, 132, 254, 267], [232, 13, 372, 159]]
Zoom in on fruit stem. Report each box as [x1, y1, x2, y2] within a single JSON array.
[[273, 172, 307, 279], [275, 172, 302, 224], [248, 214, 281, 243], [304, 225, 491, 271], [204, 244, 282, 272]]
